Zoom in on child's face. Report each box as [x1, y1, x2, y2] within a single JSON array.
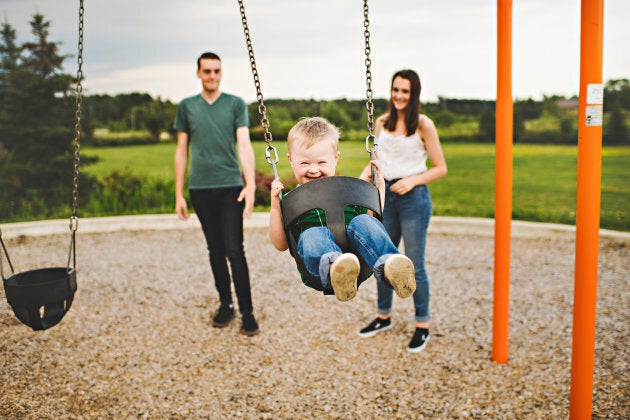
[[288, 139, 339, 184]]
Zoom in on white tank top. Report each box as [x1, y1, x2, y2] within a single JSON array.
[[376, 130, 428, 180]]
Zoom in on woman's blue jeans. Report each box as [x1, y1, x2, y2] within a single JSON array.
[[378, 182, 432, 323], [297, 214, 399, 289]]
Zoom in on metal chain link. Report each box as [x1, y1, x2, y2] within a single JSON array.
[[0, 227, 16, 278], [238, 0, 376, 181], [70, 0, 84, 228], [363, 0, 378, 188], [67, 0, 84, 269], [363, 0, 375, 140], [238, 0, 279, 179]]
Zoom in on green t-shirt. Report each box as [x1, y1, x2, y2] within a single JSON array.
[[173, 93, 249, 189]]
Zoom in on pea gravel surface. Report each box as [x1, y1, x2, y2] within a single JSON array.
[[1, 216, 628, 419]]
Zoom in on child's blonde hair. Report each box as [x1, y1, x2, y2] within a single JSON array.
[[287, 117, 340, 153]]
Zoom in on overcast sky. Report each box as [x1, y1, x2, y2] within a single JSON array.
[[2, 0, 628, 104]]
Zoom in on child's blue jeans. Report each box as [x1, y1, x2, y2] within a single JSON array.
[[296, 214, 399, 288]]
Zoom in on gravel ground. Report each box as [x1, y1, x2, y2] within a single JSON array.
[[0, 221, 628, 419]]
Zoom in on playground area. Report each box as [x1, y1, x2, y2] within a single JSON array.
[[0, 216, 628, 418]]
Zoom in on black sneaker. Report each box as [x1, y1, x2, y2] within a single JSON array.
[[407, 328, 430, 353], [358, 317, 392, 338], [212, 303, 234, 327], [241, 313, 260, 336]]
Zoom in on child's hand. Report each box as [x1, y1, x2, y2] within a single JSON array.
[[370, 158, 381, 175], [370, 158, 384, 186], [271, 178, 284, 200]]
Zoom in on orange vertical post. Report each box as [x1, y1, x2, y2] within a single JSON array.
[[493, 0, 513, 364], [570, 0, 604, 418]]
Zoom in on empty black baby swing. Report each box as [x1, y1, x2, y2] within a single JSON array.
[[238, 0, 382, 294], [0, 0, 85, 331]]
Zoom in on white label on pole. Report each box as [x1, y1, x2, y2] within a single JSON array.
[[585, 105, 603, 126], [586, 83, 604, 105]]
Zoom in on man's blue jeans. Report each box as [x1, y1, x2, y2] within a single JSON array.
[[297, 214, 399, 289], [190, 187, 253, 315], [378, 182, 432, 323]]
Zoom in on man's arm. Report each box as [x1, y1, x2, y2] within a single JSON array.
[[236, 125, 256, 218], [174, 131, 190, 220]]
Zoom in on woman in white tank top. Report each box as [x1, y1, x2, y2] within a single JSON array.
[[358, 69, 447, 353]]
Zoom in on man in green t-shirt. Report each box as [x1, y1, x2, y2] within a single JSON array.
[[174, 52, 258, 336]]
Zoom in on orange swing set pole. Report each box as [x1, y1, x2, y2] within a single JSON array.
[[492, 0, 513, 364], [570, 0, 604, 418]]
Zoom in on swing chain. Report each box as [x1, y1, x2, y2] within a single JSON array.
[[70, 0, 84, 229], [238, 0, 279, 179], [0, 228, 16, 279], [363, 0, 378, 188], [66, 0, 84, 270], [363, 0, 375, 142]]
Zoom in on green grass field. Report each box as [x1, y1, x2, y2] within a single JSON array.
[[81, 141, 630, 231]]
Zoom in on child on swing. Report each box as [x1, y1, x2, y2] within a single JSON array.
[[269, 117, 416, 302]]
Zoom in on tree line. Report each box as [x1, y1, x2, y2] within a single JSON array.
[[1, 13, 629, 222], [84, 87, 630, 146]]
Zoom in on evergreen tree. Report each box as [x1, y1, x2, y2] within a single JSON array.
[[0, 21, 21, 95], [0, 14, 80, 220]]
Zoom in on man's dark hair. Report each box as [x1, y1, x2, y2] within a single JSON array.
[[197, 52, 221, 69]]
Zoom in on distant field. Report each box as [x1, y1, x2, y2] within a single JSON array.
[[83, 143, 178, 180], [81, 141, 630, 231]]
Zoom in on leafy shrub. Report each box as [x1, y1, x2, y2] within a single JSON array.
[[254, 171, 273, 206], [253, 170, 298, 207], [82, 169, 290, 214], [83, 169, 173, 216]]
